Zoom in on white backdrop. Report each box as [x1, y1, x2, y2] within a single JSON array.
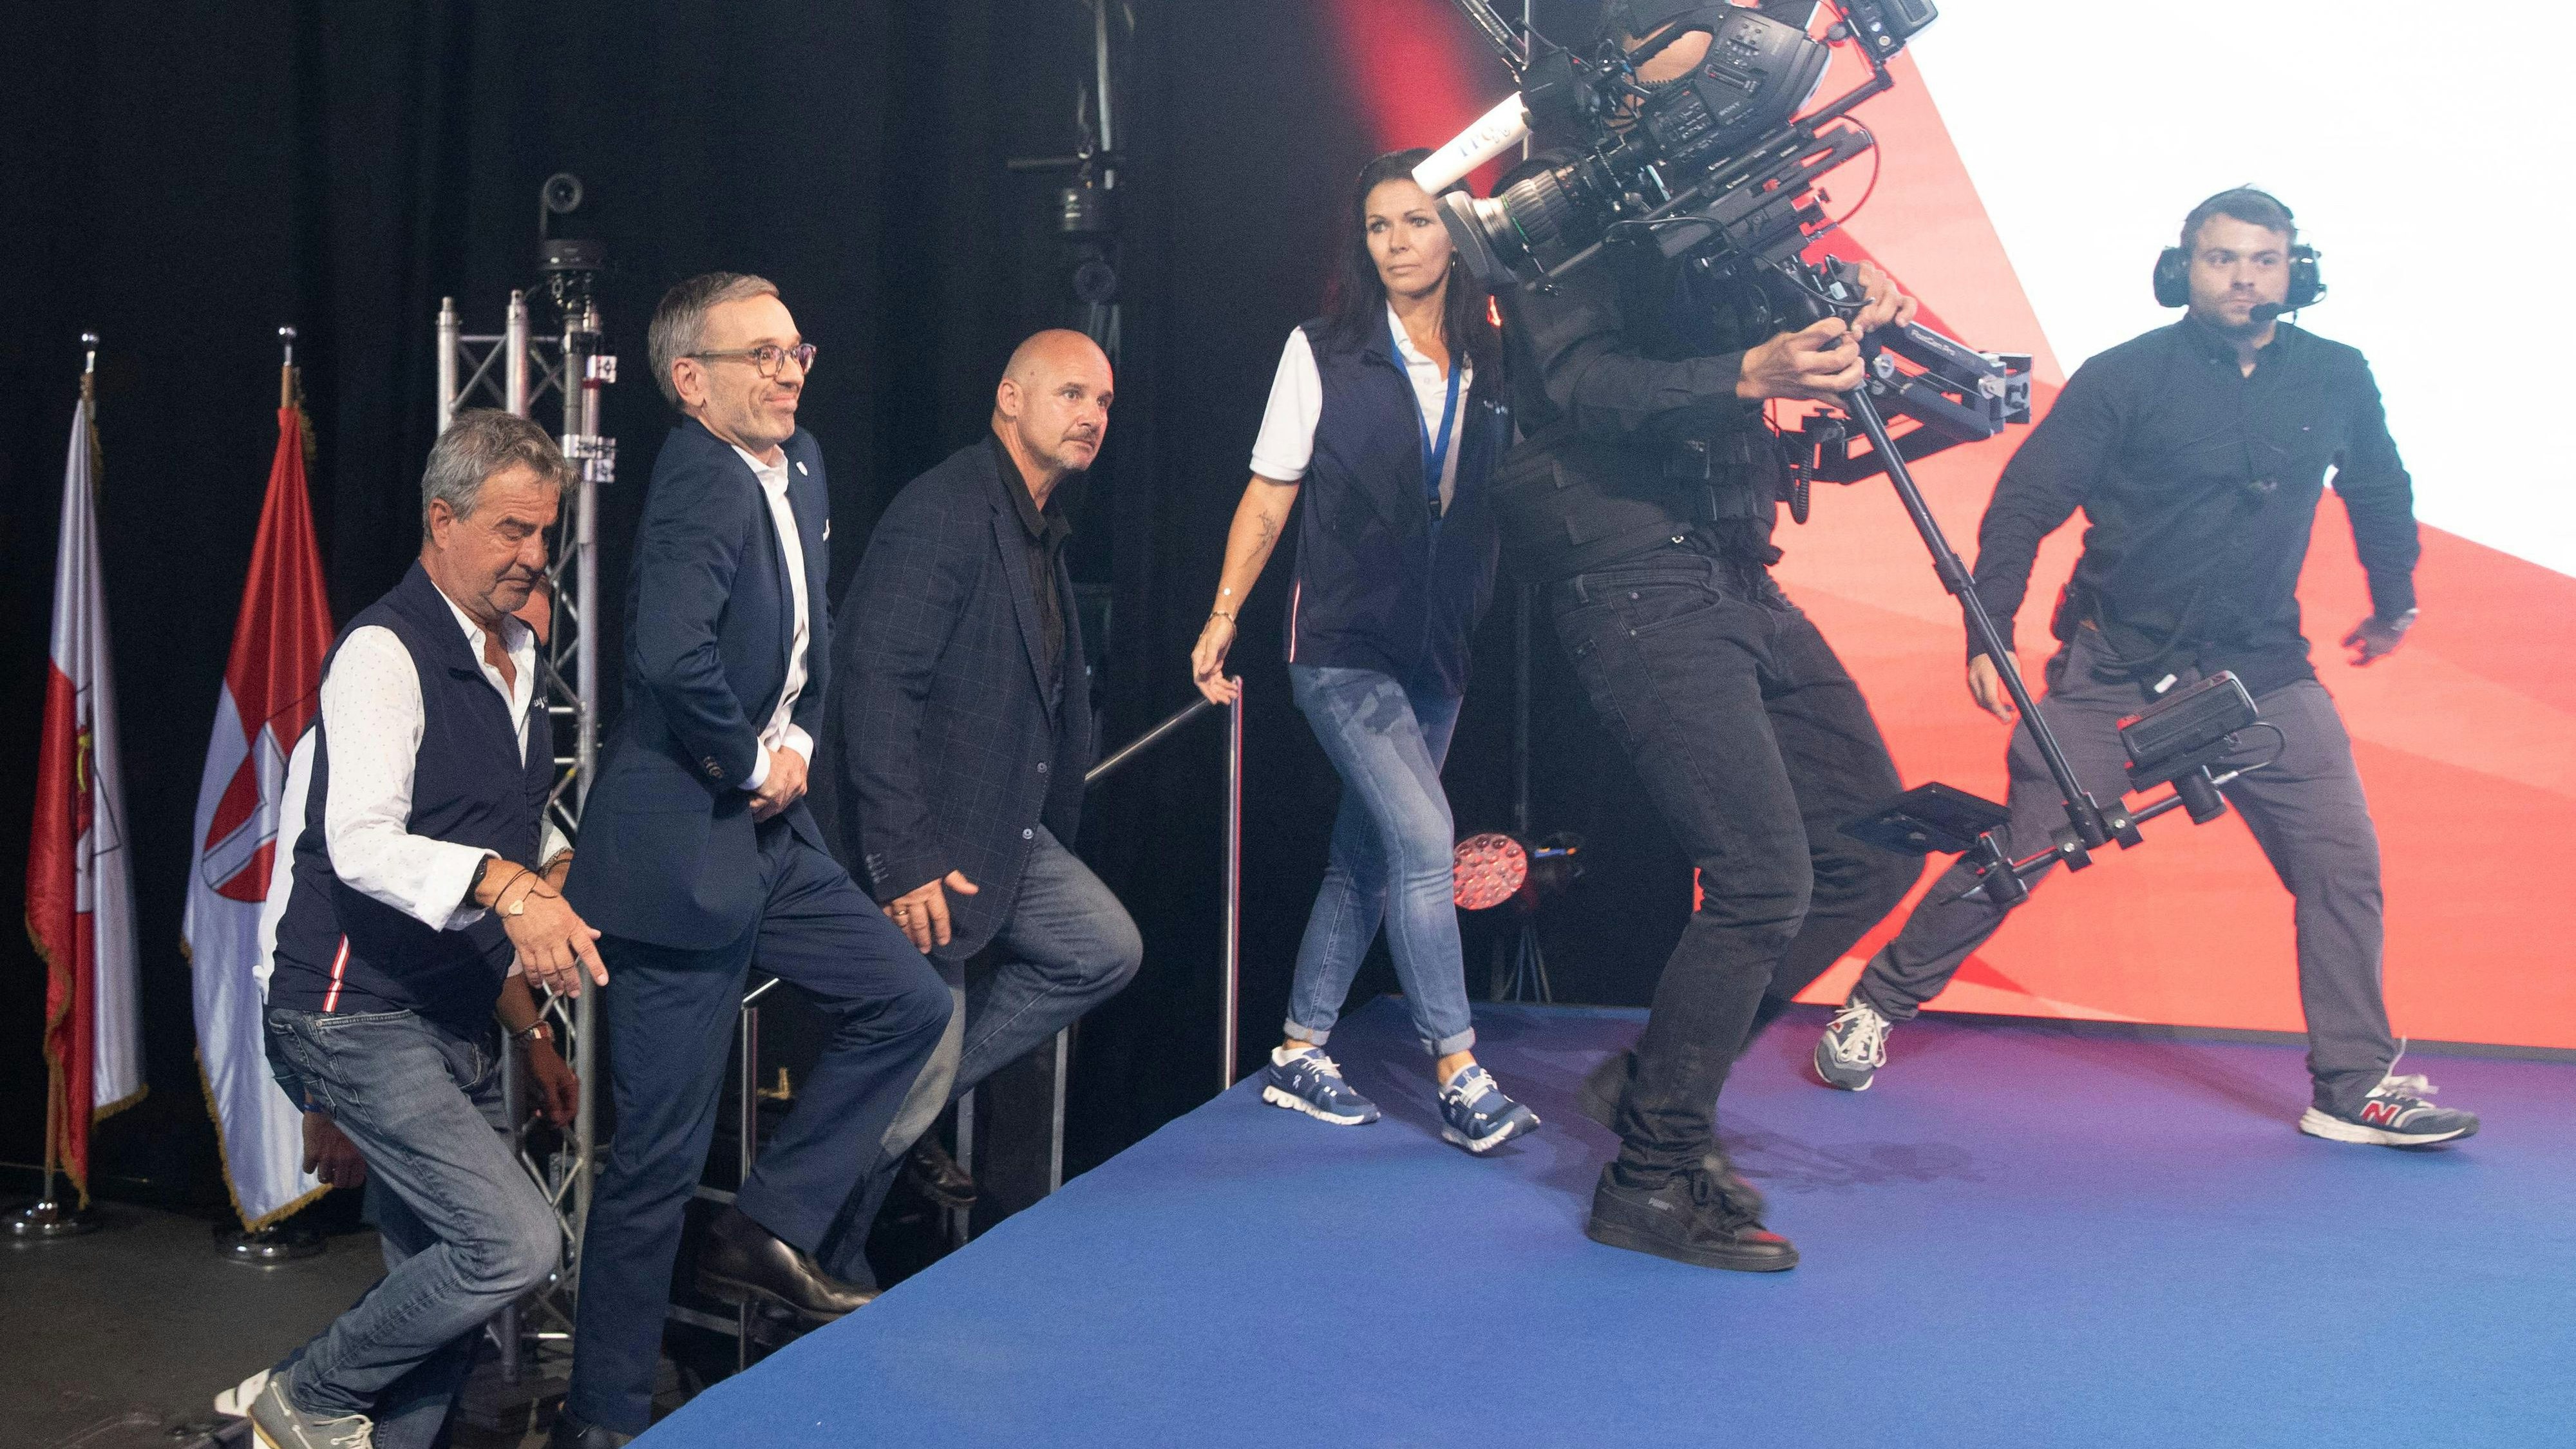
[[1911, 2, 2573, 576]]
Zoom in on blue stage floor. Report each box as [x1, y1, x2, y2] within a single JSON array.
[[645, 998, 2575, 1447]]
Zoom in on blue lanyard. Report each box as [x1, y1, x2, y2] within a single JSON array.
[[1417, 354, 1464, 519]]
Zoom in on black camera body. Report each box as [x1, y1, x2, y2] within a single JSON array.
[[1620, 10, 1833, 179], [1435, 1, 1935, 292]]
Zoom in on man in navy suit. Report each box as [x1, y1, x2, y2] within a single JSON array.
[[810, 330, 1141, 1231], [556, 274, 949, 1448]]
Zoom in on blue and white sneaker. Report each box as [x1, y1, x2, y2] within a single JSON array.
[[1437, 1065, 1539, 1154], [2299, 1070, 2479, 1147], [1262, 1046, 1380, 1126]]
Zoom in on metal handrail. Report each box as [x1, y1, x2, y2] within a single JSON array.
[[1086, 695, 1210, 786], [724, 692, 1245, 1278], [1083, 691, 1243, 1092]]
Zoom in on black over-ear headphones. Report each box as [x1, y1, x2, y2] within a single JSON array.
[[2153, 187, 2325, 310]]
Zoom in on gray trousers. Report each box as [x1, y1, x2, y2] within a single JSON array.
[[817, 826, 1141, 1285], [1853, 629, 2397, 1114]]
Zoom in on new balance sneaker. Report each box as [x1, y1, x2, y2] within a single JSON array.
[[1261, 1046, 1379, 1125], [1813, 999, 1894, 1091], [249, 1370, 373, 1448], [1585, 1159, 1797, 1272], [2299, 1071, 2480, 1147], [1437, 1065, 1540, 1154]]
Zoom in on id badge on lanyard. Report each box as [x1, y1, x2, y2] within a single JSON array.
[[1417, 357, 1463, 529]]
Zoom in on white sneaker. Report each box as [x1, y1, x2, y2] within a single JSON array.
[[215, 1368, 270, 1419]]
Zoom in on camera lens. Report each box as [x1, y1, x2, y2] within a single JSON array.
[[1499, 166, 1578, 253]]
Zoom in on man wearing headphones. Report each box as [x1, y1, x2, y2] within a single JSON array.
[[1811, 188, 2479, 1149]]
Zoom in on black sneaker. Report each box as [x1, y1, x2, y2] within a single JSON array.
[[1585, 1158, 1797, 1273]]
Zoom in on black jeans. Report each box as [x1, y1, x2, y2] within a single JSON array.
[[1551, 542, 1916, 1177]]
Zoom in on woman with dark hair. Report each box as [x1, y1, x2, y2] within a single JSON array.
[[1190, 149, 1536, 1153]]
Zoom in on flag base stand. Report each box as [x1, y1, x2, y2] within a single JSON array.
[[4, 1197, 103, 1240], [215, 1220, 323, 1264]]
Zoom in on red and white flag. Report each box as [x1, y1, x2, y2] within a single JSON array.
[[185, 400, 334, 1227], [27, 382, 144, 1204]]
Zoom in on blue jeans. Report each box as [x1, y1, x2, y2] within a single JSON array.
[[1285, 664, 1475, 1057], [261, 1174, 506, 1449], [838, 826, 1143, 1269], [264, 1006, 560, 1425]]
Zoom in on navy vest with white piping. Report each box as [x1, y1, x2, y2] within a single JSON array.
[[1284, 310, 1506, 697], [267, 562, 553, 1038]]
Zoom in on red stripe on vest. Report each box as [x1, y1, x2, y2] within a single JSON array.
[[322, 934, 351, 1012]]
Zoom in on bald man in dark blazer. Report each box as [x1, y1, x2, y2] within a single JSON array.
[[810, 331, 1142, 1251]]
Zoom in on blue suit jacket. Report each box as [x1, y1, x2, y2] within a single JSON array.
[[567, 418, 833, 949], [809, 439, 1092, 965]]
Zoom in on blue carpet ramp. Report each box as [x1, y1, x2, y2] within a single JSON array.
[[643, 998, 2575, 1447]]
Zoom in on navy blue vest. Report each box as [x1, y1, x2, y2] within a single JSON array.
[[1285, 312, 1506, 698], [268, 563, 554, 1038]]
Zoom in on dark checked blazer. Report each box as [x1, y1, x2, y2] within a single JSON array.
[[811, 438, 1091, 964], [566, 417, 833, 950]]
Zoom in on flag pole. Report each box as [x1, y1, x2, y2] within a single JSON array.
[[210, 325, 330, 1265], [8, 332, 107, 1241]]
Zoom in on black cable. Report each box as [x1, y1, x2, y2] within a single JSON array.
[[2228, 721, 2289, 775], [1822, 121, 1880, 233]]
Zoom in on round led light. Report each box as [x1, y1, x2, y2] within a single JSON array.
[[1453, 832, 1530, 911]]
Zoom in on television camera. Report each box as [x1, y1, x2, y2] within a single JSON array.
[[1424, 0, 2276, 909]]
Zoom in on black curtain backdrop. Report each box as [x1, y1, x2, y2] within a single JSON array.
[[1, 1, 1688, 1211]]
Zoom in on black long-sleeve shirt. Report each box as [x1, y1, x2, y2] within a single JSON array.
[[1492, 151, 1788, 578], [1971, 317, 2420, 696]]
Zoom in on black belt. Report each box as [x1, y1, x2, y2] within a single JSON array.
[[1662, 435, 1766, 521]]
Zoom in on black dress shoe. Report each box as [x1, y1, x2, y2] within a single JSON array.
[[546, 1409, 638, 1448], [902, 1136, 977, 1209], [1584, 1159, 1797, 1273], [696, 1205, 876, 1321]]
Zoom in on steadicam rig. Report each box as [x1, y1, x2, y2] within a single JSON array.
[[1428, 0, 2277, 911]]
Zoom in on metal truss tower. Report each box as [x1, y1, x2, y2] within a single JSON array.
[[435, 284, 616, 1379]]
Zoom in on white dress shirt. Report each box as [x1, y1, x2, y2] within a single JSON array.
[[1247, 303, 1472, 513], [312, 578, 569, 934], [732, 444, 815, 792]]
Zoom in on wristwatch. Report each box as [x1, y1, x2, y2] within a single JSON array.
[[2377, 608, 2420, 634], [512, 1020, 553, 1046]]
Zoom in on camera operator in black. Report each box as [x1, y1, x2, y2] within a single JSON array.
[[1493, 3, 1924, 1272], [1810, 189, 2480, 1150]]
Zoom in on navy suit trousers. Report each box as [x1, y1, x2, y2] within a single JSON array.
[[567, 818, 948, 1434]]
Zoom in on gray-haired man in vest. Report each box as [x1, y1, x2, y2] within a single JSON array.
[[254, 410, 609, 1449]]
